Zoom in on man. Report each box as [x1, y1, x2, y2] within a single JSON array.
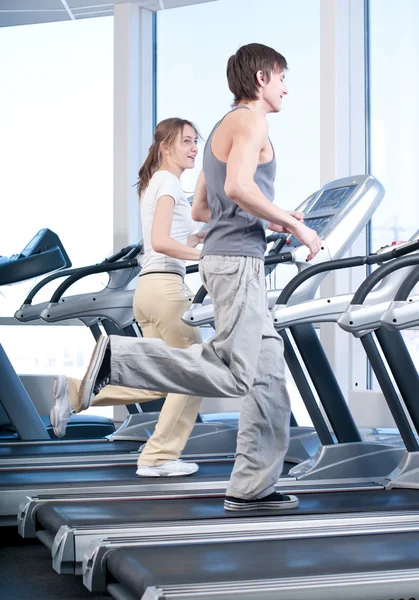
[[79, 43, 322, 511]]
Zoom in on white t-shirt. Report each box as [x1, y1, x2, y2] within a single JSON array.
[[140, 170, 197, 276]]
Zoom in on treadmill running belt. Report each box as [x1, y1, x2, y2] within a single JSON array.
[[106, 531, 419, 596], [0, 440, 140, 458], [36, 488, 419, 536], [0, 460, 234, 488]]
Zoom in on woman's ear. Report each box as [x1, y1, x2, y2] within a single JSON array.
[[160, 141, 170, 155]]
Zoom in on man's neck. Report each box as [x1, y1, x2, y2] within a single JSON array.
[[236, 100, 269, 117]]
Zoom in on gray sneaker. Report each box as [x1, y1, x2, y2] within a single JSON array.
[[136, 459, 199, 477], [79, 335, 111, 410], [50, 375, 74, 438]]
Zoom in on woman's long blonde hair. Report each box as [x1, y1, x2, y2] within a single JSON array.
[[136, 117, 199, 198]]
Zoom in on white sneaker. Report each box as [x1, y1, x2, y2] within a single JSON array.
[[50, 375, 74, 438], [136, 459, 199, 477]]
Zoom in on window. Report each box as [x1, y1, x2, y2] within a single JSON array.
[[0, 17, 114, 382], [157, 0, 320, 207], [0, 16, 114, 315], [368, 0, 419, 382]]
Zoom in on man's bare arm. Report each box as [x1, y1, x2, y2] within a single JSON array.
[[224, 112, 321, 260], [191, 171, 210, 223]]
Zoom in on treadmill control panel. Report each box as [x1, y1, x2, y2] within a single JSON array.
[[283, 184, 357, 249], [286, 216, 333, 248]]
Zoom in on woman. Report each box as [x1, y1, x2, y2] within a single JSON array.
[[50, 117, 205, 477]]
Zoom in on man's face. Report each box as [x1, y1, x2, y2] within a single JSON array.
[[264, 70, 288, 113]]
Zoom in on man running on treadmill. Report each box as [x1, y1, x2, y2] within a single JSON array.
[[78, 43, 322, 511]]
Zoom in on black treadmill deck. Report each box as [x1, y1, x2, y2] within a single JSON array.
[[0, 439, 140, 459], [36, 488, 419, 536], [106, 531, 419, 597], [0, 460, 235, 489]]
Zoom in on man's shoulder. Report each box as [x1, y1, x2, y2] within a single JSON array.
[[226, 109, 268, 136]]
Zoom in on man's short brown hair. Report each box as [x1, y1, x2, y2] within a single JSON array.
[[226, 43, 287, 106]]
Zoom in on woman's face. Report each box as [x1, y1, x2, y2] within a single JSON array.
[[168, 124, 199, 170]]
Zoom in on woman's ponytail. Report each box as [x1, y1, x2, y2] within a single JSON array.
[[137, 141, 160, 198]]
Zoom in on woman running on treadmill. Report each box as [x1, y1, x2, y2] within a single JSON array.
[[50, 117, 206, 477]]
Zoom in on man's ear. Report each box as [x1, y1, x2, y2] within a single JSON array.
[[256, 70, 266, 88]]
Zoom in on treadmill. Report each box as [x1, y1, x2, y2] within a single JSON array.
[[21, 487, 419, 576], [77, 234, 419, 598], [0, 228, 117, 442], [20, 233, 419, 576], [0, 240, 158, 466], [13, 183, 419, 599], [268, 235, 419, 482], [83, 530, 419, 599], [338, 250, 419, 490], [18, 176, 419, 562], [0, 175, 387, 526]]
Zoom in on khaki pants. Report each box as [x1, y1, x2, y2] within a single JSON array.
[[67, 273, 202, 466]]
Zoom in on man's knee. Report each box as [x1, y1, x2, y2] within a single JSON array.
[[232, 375, 253, 396]]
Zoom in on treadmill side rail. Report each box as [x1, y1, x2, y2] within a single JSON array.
[[138, 570, 419, 600], [17, 498, 43, 538], [52, 525, 76, 575]]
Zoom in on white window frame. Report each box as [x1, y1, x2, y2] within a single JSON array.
[[319, 0, 369, 397]]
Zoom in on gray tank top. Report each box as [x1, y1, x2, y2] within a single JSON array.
[[200, 106, 276, 260]]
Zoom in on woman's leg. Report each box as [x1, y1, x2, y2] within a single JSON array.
[[50, 303, 167, 438], [64, 377, 167, 411], [135, 274, 203, 467]]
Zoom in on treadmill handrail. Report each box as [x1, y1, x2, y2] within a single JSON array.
[[49, 259, 141, 303], [23, 267, 85, 305], [23, 243, 143, 305], [49, 259, 201, 304], [277, 239, 419, 306], [266, 233, 284, 244], [185, 263, 199, 274], [393, 264, 419, 302], [105, 243, 143, 263], [351, 249, 419, 305]]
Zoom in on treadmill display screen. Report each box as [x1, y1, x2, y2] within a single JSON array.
[[310, 185, 357, 213], [287, 216, 332, 248]]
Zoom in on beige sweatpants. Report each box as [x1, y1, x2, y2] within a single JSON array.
[[67, 272, 202, 466]]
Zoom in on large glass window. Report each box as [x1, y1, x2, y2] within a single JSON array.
[[368, 0, 419, 379], [0, 17, 113, 380], [157, 0, 321, 423], [157, 0, 320, 206]]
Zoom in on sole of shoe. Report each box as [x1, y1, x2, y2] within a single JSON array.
[[50, 376, 69, 438], [136, 464, 199, 478], [224, 495, 299, 511], [79, 335, 109, 410]]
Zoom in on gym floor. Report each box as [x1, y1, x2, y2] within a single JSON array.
[[0, 527, 110, 600]]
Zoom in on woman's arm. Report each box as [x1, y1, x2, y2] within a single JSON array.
[[191, 171, 210, 223], [151, 195, 201, 261]]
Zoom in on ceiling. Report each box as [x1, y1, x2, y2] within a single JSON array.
[[0, 0, 216, 28]]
